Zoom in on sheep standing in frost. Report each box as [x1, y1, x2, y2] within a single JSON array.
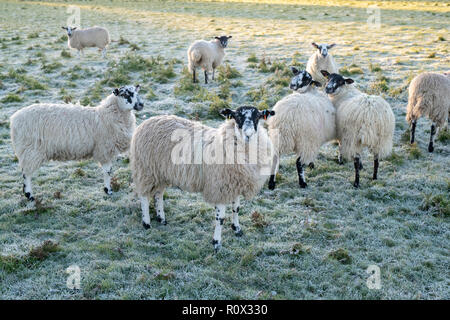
[[267, 67, 336, 189], [10, 85, 143, 202], [321, 70, 395, 188], [306, 43, 338, 85], [406, 72, 450, 152], [187, 35, 232, 84], [130, 106, 275, 251], [62, 26, 110, 58]]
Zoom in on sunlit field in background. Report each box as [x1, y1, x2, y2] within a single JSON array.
[[0, 0, 449, 299]]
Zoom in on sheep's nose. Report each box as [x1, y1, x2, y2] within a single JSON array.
[[289, 84, 296, 89]]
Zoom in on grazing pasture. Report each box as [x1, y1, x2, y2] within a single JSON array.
[[0, 0, 449, 299]]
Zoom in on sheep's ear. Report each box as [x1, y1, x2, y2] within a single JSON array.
[[290, 66, 300, 75], [311, 42, 319, 49], [135, 84, 140, 92], [327, 43, 336, 49], [311, 80, 322, 87], [260, 110, 275, 120], [214, 36, 220, 40], [227, 35, 232, 39], [113, 88, 120, 96], [72, 27, 77, 31], [320, 70, 330, 78], [345, 78, 354, 84], [62, 26, 67, 30], [220, 108, 235, 119]]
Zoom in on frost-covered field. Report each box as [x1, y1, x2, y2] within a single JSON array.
[[0, 0, 449, 299]]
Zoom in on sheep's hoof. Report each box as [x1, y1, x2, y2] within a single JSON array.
[[428, 144, 434, 153], [353, 182, 360, 188], [299, 181, 307, 188], [156, 216, 167, 225], [372, 175, 378, 180], [308, 162, 315, 169], [268, 181, 276, 190], [212, 239, 221, 252], [142, 222, 150, 229], [104, 187, 112, 195], [359, 162, 364, 170], [25, 192, 31, 199], [29, 196, 35, 202], [231, 224, 243, 236]]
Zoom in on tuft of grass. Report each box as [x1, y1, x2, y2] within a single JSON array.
[[118, 35, 130, 45], [420, 194, 449, 217], [247, 53, 258, 63], [407, 143, 422, 159], [327, 248, 352, 264], [386, 151, 404, 166], [72, 168, 86, 177], [437, 36, 446, 41], [61, 49, 71, 58], [7, 68, 47, 90], [437, 129, 450, 143], [110, 177, 121, 192], [369, 63, 382, 72], [251, 211, 268, 229], [217, 63, 241, 81], [339, 64, 364, 76], [1, 93, 22, 103], [368, 74, 390, 94], [427, 52, 436, 58], [41, 62, 63, 73]]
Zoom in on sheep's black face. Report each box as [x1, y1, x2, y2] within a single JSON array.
[[321, 71, 354, 95], [312, 42, 336, 58], [289, 67, 321, 93], [220, 106, 274, 142], [62, 26, 77, 37], [113, 85, 144, 111], [215, 35, 232, 48]]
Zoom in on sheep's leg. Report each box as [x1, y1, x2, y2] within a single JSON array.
[[428, 122, 437, 152], [410, 120, 417, 144], [308, 162, 315, 169], [231, 197, 243, 237], [212, 68, 215, 80], [353, 155, 361, 188], [22, 172, 35, 202], [296, 156, 307, 188], [212, 204, 226, 252], [101, 48, 106, 58], [204, 70, 208, 84], [154, 189, 166, 225], [192, 69, 196, 83], [140, 196, 150, 229], [337, 143, 344, 165], [373, 154, 379, 180], [268, 153, 279, 190], [101, 162, 113, 195]]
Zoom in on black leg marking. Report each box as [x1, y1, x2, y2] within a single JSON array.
[[142, 221, 150, 229], [308, 162, 315, 169], [204, 70, 208, 84], [231, 224, 243, 236], [296, 157, 307, 188], [23, 183, 26, 194], [25, 192, 31, 199], [103, 187, 111, 195], [359, 159, 364, 170], [212, 69, 215, 80], [373, 155, 379, 180], [268, 174, 276, 190], [353, 156, 360, 188], [410, 120, 416, 144], [193, 69, 196, 83], [428, 123, 436, 153]]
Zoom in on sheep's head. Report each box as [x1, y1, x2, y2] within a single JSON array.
[[321, 70, 354, 95], [214, 35, 232, 48], [290, 67, 321, 93], [312, 42, 336, 58], [61, 26, 77, 37], [113, 85, 144, 111], [220, 106, 274, 143]]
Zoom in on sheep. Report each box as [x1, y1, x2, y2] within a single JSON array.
[[130, 106, 275, 251], [267, 67, 336, 189], [187, 35, 232, 84], [321, 70, 395, 188], [10, 85, 143, 202], [306, 42, 338, 85], [406, 72, 450, 152], [61, 26, 110, 58]]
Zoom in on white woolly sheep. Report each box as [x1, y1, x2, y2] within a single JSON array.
[[406, 72, 450, 152], [306, 42, 338, 85], [10, 85, 143, 202], [130, 106, 275, 251], [187, 35, 232, 84], [321, 70, 395, 188], [267, 67, 336, 189], [62, 26, 110, 58]]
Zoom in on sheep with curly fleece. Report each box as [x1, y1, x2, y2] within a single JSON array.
[[267, 67, 336, 189], [130, 106, 274, 251], [10, 85, 143, 202], [321, 70, 395, 188], [406, 72, 450, 152], [187, 35, 232, 84], [306, 42, 338, 84], [62, 26, 110, 58]]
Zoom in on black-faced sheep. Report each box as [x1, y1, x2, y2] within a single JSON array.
[[130, 106, 275, 251], [10, 85, 143, 202], [321, 70, 395, 188]]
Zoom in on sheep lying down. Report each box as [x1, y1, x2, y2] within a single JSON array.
[[10, 85, 143, 202], [130, 106, 275, 251]]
